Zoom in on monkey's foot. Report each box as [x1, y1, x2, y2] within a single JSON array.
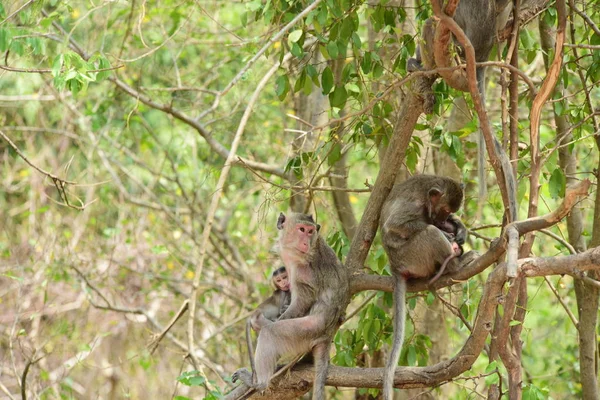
[[232, 369, 268, 393], [232, 368, 253, 386]]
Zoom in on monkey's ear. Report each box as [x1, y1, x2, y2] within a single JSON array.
[[316, 224, 321, 232], [277, 213, 286, 230], [428, 187, 443, 203]]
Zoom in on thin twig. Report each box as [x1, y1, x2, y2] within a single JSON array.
[[543, 276, 578, 327]]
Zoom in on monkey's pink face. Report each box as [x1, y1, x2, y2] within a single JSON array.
[[274, 272, 290, 291], [294, 223, 316, 254]]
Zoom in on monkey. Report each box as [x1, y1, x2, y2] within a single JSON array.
[[407, 0, 517, 222], [249, 266, 291, 332], [232, 212, 349, 400], [245, 266, 292, 373], [379, 175, 467, 399], [434, 212, 467, 255]]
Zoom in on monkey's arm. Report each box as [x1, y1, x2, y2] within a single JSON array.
[[278, 284, 315, 320], [382, 216, 431, 245], [278, 291, 291, 316], [249, 294, 280, 331]]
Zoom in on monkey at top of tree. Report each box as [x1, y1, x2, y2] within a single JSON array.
[[379, 174, 470, 400], [232, 212, 349, 400], [407, 0, 517, 220]]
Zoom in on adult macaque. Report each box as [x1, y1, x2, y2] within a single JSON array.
[[379, 175, 467, 399], [408, 0, 511, 96], [245, 267, 291, 373], [233, 213, 349, 400], [408, 0, 517, 219]]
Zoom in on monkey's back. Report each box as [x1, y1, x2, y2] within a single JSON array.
[[453, 0, 496, 61]]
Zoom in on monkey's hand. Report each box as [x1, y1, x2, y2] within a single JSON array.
[[278, 297, 313, 320], [440, 230, 456, 242], [448, 214, 467, 245], [455, 227, 467, 245]]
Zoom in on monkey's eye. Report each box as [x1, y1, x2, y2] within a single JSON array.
[[308, 229, 314, 234], [299, 227, 305, 232]]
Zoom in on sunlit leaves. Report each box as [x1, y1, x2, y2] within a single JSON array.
[[0, 29, 11, 52], [51, 52, 112, 95], [523, 384, 550, 400]]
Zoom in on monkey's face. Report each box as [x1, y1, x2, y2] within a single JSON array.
[[293, 222, 317, 254], [274, 272, 290, 291], [433, 205, 451, 222]]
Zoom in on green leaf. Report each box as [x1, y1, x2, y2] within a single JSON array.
[[52, 54, 64, 77], [326, 40, 338, 58], [329, 85, 347, 109], [177, 370, 206, 387], [485, 361, 498, 373], [290, 42, 303, 58], [0, 28, 12, 52], [288, 29, 303, 45], [345, 83, 360, 94], [549, 168, 566, 199], [321, 66, 334, 94], [407, 345, 417, 366], [328, 143, 342, 165], [520, 29, 536, 50], [373, 62, 384, 78], [275, 75, 290, 100], [340, 17, 354, 41], [352, 32, 362, 50], [294, 70, 307, 93]]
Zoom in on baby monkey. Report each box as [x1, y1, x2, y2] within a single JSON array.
[[249, 266, 291, 332], [246, 267, 292, 373]]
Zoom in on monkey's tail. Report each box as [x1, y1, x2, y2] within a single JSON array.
[[383, 274, 407, 400], [246, 319, 256, 374]]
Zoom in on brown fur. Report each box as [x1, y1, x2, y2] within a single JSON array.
[[379, 175, 467, 399], [233, 212, 349, 400]]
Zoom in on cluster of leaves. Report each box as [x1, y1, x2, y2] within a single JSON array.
[[176, 371, 223, 400]]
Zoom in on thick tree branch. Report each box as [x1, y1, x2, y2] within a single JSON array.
[[345, 79, 432, 272]]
